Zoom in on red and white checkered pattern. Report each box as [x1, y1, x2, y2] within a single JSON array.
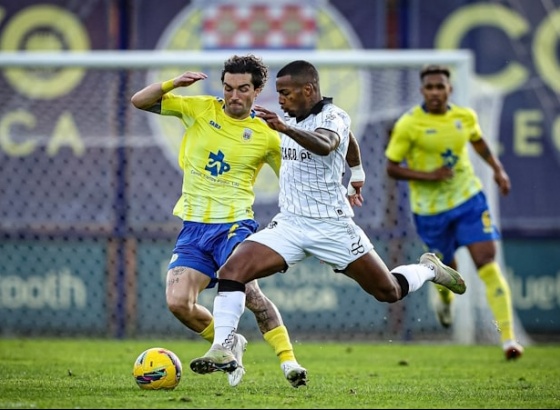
[[202, 4, 317, 49]]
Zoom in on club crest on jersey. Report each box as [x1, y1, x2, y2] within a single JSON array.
[[455, 120, 463, 130], [242, 128, 253, 141]]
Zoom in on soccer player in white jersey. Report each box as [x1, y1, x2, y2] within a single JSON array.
[[190, 60, 467, 384], [130, 54, 307, 387], [385, 64, 522, 360]]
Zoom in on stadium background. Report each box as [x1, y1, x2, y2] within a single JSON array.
[[0, 0, 558, 343]]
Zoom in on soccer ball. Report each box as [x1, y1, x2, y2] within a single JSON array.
[[133, 347, 182, 390]]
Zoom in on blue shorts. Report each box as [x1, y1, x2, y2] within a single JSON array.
[[413, 191, 500, 265], [168, 219, 259, 289]]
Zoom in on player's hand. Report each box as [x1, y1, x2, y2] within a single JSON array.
[[254, 105, 288, 132], [431, 166, 454, 181], [347, 180, 364, 207], [175, 71, 208, 87], [347, 165, 365, 207], [494, 168, 511, 196]]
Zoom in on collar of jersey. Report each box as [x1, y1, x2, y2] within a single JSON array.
[[296, 97, 333, 122], [421, 102, 452, 113]]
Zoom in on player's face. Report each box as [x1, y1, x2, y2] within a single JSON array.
[[275, 75, 307, 118], [223, 73, 259, 119], [421, 73, 452, 114]]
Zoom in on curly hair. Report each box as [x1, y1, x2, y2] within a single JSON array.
[[221, 54, 269, 90]]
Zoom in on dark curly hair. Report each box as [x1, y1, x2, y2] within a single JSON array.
[[221, 54, 269, 90]]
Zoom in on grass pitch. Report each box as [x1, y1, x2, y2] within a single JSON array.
[[1, 338, 559, 409]]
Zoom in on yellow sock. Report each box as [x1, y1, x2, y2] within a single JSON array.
[[434, 283, 454, 304], [199, 318, 215, 343], [263, 325, 296, 364], [478, 261, 515, 343]]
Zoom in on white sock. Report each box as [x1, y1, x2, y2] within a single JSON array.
[[213, 291, 246, 348], [391, 263, 435, 293]]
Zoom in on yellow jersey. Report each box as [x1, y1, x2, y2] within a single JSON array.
[[385, 103, 483, 215], [161, 94, 281, 223]]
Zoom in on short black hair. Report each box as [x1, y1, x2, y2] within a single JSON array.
[[277, 60, 319, 85], [420, 64, 451, 80], [221, 54, 268, 90]]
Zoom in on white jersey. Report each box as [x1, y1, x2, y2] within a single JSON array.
[[279, 99, 353, 219]]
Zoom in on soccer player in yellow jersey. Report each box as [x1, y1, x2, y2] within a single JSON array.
[[130, 54, 307, 387], [385, 64, 523, 360]]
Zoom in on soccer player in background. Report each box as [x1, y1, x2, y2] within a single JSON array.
[[130, 54, 307, 387], [385, 64, 523, 360], [189, 60, 467, 382]]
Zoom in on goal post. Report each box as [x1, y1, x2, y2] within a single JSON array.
[[0, 48, 473, 107], [1, 49, 527, 345], [0, 49, 474, 69]]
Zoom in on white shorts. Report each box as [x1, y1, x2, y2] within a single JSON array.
[[248, 212, 374, 271]]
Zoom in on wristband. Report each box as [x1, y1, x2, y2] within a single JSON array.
[[161, 79, 175, 93], [349, 165, 365, 182], [347, 165, 365, 196]]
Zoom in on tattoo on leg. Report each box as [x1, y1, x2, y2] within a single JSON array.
[[246, 287, 283, 333], [167, 267, 187, 287]]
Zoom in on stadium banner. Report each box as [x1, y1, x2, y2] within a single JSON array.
[[0, 240, 109, 335], [503, 240, 560, 334]]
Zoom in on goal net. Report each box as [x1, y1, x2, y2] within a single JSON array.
[[0, 50, 527, 345]]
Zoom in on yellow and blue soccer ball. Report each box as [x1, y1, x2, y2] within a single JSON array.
[[133, 347, 182, 390]]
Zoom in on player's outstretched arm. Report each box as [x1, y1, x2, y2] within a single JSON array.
[[130, 71, 208, 111], [254, 105, 338, 155]]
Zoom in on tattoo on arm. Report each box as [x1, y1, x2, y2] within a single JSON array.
[[146, 101, 162, 114]]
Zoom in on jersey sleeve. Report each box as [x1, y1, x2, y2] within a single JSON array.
[[465, 107, 483, 142], [161, 93, 187, 118], [161, 94, 216, 130], [316, 108, 350, 143]]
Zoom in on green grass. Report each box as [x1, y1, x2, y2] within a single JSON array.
[[1, 338, 559, 409]]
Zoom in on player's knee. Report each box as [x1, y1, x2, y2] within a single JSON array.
[[166, 295, 196, 317]]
